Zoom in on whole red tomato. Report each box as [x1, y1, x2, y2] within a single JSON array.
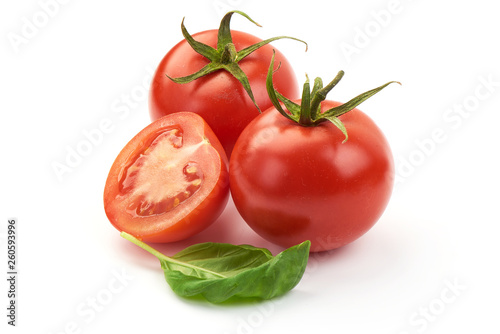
[[230, 54, 398, 252], [149, 11, 304, 157], [104, 112, 229, 243]]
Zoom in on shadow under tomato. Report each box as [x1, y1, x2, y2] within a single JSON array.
[[149, 195, 285, 256], [115, 195, 284, 274]]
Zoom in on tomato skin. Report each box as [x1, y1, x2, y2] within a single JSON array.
[[229, 101, 394, 252], [149, 29, 299, 157], [104, 112, 229, 243]]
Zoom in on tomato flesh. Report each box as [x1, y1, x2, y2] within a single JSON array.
[[119, 128, 205, 217], [104, 112, 229, 243]]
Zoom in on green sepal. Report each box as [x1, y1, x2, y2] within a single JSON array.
[[321, 80, 401, 119], [167, 10, 308, 112], [265, 51, 400, 141], [166, 62, 220, 84], [216, 10, 261, 51], [222, 62, 258, 111], [276, 91, 301, 122], [179, 17, 219, 60], [325, 115, 349, 143], [237, 35, 308, 61], [265, 51, 301, 122]]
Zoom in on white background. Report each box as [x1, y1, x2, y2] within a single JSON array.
[[1, 0, 499, 333]]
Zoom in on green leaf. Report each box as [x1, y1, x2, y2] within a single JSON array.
[[121, 232, 311, 303]]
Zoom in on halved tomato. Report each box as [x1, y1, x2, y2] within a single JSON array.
[[104, 112, 229, 243]]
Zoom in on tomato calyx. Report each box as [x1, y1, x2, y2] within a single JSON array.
[[266, 51, 401, 141], [167, 10, 308, 112]]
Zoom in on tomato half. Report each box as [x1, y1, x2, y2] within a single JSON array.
[[149, 29, 299, 157], [229, 102, 394, 252], [104, 112, 229, 243]]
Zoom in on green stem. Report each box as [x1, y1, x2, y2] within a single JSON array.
[[220, 43, 237, 64], [309, 71, 344, 117], [298, 75, 313, 126], [120, 232, 227, 278], [121, 232, 169, 261], [309, 77, 324, 120]]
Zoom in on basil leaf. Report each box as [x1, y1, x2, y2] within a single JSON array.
[[121, 232, 310, 303]]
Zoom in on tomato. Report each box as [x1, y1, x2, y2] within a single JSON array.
[[229, 103, 394, 252], [149, 11, 301, 157], [229, 55, 398, 252], [104, 112, 229, 243]]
